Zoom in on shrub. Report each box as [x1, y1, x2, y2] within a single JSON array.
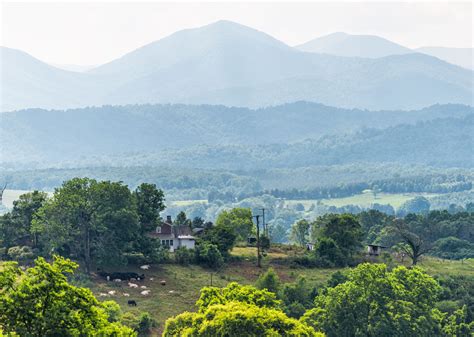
[[174, 247, 194, 265], [195, 242, 224, 269], [7, 246, 34, 262], [255, 267, 280, 294], [102, 300, 122, 322]]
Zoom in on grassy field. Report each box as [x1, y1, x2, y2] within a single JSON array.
[[80, 247, 473, 335], [1, 248, 472, 336], [285, 191, 439, 209]]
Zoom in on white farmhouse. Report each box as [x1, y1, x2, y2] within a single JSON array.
[[150, 215, 195, 252]]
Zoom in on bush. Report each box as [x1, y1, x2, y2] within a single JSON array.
[[174, 247, 194, 265], [124, 252, 149, 265], [149, 245, 170, 263], [255, 268, 280, 294], [137, 312, 154, 336], [121, 311, 155, 336], [102, 300, 122, 323], [195, 242, 224, 269], [7, 246, 34, 262]]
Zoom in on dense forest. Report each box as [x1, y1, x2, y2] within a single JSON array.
[[2, 103, 472, 167]]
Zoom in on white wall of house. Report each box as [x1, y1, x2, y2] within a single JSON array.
[[158, 234, 176, 252], [179, 238, 195, 250]]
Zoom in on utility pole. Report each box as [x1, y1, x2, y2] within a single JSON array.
[[261, 208, 266, 237], [253, 214, 261, 268]]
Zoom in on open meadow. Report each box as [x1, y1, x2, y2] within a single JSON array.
[[77, 246, 474, 335]]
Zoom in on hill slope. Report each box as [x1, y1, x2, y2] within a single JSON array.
[[1, 103, 472, 167], [296, 32, 411, 58], [415, 47, 473, 70], [2, 21, 473, 111]]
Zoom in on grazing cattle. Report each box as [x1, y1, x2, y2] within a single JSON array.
[[108, 290, 116, 296], [140, 290, 150, 296], [127, 300, 137, 306], [149, 277, 154, 281], [113, 279, 122, 282], [123, 293, 130, 297], [98, 293, 109, 297], [140, 286, 147, 289], [128, 282, 138, 288], [160, 280, 166, 286], [100, 272, 145, 281], [140, 265, 150, 270]]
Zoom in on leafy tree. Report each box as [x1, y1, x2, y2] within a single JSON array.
[[0, 255, 135, 336], [314, 237, 345, 267], [175, 211, 191, 227], [194, 242, 224, 269], [290, 219, 310, 246], [398, 196, 431, 216], [306, 263, 444, 337], [33, 178, 139, 272], [432, 236, 474, 260], [134, 183, 165, 232], [164, 282, 322, 336], [191, 216, 205, 228], [311, 214, 363, 265], [391, 217, 432, 265], [255, 267, 281, 294], [280, 276, 315, 318], [202, 224, 237, 257], [163, 301, 322, 337], [215, 208, 253, 241], [0, 191, 48, 249], [196, 282, 280, 311]]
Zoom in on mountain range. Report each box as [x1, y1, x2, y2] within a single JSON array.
[[1, 102, 472, 166], [296, 32, 473, 71], [1, 20, 473, 112]]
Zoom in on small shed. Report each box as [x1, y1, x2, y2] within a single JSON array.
[[306, 242, 315, 251], [367, 244, 386, 256]]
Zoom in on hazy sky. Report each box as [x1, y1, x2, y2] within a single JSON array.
[[1, 1, 472, 66]]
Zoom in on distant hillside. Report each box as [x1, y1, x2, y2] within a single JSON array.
[[138, 115, 474, 170], [296, 32, 411, 58], [2, 21, 473, 111], [296, 32, 473, 70], [415, 47, 473, 70], [1, 102, 472, 167]]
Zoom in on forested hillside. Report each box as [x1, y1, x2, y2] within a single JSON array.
[[1, 103, 472, 166]]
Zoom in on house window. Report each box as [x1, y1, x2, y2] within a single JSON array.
[[170, 240, 174, 246], [161, 240, 165, 246]]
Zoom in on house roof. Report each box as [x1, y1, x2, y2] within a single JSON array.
[[178, 235, 195, 240]]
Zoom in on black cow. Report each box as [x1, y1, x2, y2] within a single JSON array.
[[100, 272, 145, 281], [127, 300, 137, 306]]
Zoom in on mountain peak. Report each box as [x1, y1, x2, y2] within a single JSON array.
[[297, 32, 411, 58]]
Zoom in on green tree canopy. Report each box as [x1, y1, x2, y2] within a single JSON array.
[[290, 219, 310, 247], [255, 267, 281, 294], [163, 301, 323, 337], [0, 190, 48, 249], [163, 282, 322, 337], [215, 208, 253, 241], [305, 263, 446, 337], [196, 282, 280, 312], [32, 178, 139, 272], [311, 214, 363, 266], [0, 255, 135, 336]]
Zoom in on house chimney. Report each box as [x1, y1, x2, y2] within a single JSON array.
[[166, 215, 172, 224]]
